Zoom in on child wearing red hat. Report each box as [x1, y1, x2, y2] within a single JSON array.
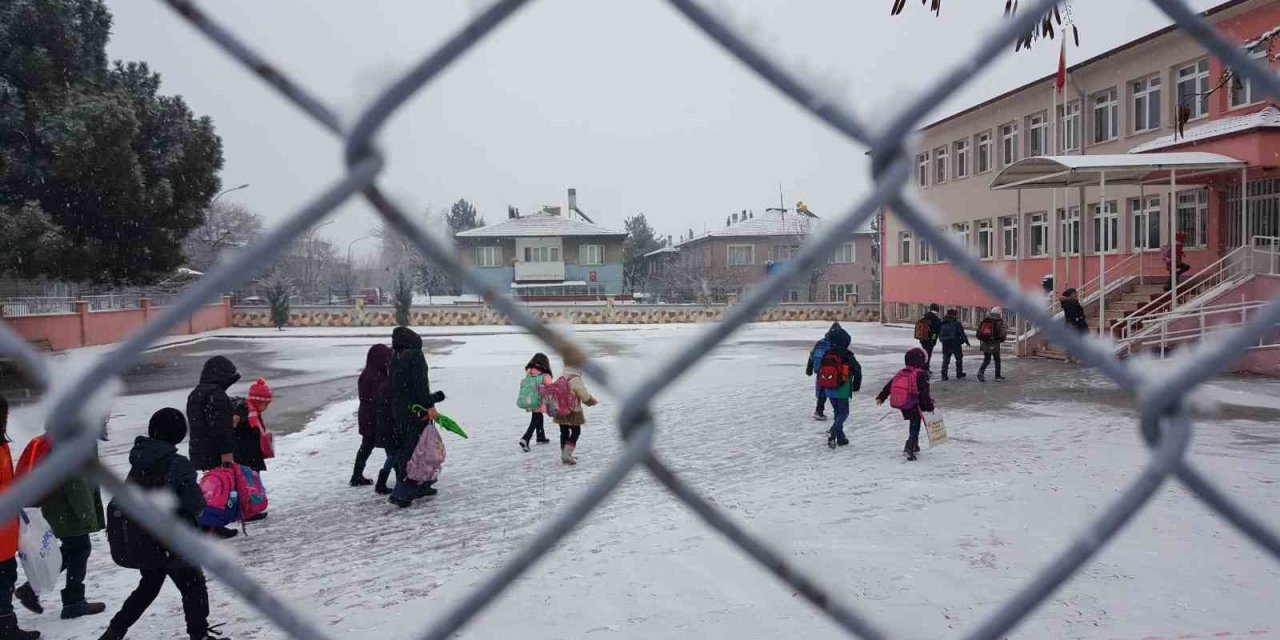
[[232, 378, 274, 521]]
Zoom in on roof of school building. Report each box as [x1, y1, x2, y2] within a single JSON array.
[[1129, 106, 1280, 153]]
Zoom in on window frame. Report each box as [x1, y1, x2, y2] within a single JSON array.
[[975, 131, 994, 174], [899, 231, 914, 265], [999, 122, 1019, 166], [916, 152, 930, 188], [1176, 58, 1211, 122], [828, 283, 858, 303], [726, 244, 756, 267], [952, 222, 971, 251], [1058, 100, 1081, 153], [1029, 212, 1049, 257], [578, 243, 605, 266], [953, 138, 970, 180], [1090, 200, 1120, 255], [1092, 88, 1119, 144], [1230, 49, 1267, 109], [475, 245, 503, 268], [1177, 188, 1209, 249], [1131, 74, 1163, 133], [934, 145, 949, 184], [1058, 206, 1081, 256], [1000, 215, 1019, 259], [977, 219, 995, 260], [830, 242, 856, 264], [524, 245, 560, 263], [1027, 112, 1049, 157], [1130, 195, 1163, 252]]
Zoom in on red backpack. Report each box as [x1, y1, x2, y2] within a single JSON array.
[[977, 318, 996, 340], [540, 375, 581, 419], [817, 352, 848, 390], [913, 317, 931, 341], [889, 367, 922, 410]]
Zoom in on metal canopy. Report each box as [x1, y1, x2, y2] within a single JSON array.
[[989, 152, 1246, 190]]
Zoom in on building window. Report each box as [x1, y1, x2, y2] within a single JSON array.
[[953, 139, 970, 179], [1090, 201, 1119, 254], [899, 231, 913, 264], [918, 235, 934, 263], [524, 246, 560, 263], [786, 290, 801, 303], [1131, 75, 1162, 133], [977, 219, 995, 259], [1177, 59, 1211, 121], [829, 283, 858, 302], [1130, 195, 1162, 251], [1058, 206, 1081, 255], [727, 245, 755, 266], [1001, 215, 1019, 258], [976, 131, 993, 174], [1027, 113, 1048, 156], [769, 244, 800, 262], [476, 246, 502, 268], [1177, 189, 1209, 248], [952, 222, 971, 250], [831, 242, 856, 264], [1029, 213, 1049, 257], [1092, 88, 1119, 143], [1058, 100, 1081, 152], [999, 122, 1019, 166], [1230, 49, 1266, 109], [934, 145, 949, 184], [897, 302, 911, 320], [916, 152, 930, 188], [579, 244, 604, 266]]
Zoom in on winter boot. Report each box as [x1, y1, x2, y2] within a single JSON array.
[[96, 625, 127, 640], [827, 434, 837, 449], [349, 473, 372, 487], [192, 622, 228, 640], [956, 371, 967, 379], [995, 374, 1006, 381], [904, 439, 918, 461], [561, 445, 577, 465], [535, 430, 551, 444], [416, 481, 438, 498], [977, 373, 986, 382], [812, 412, 827, 421], [836, 438, 850, 446], [388, 494, 413, 508], [0, 613, 39, 639], [206, 526, 238, 540], [374, 469, 392, 495], [61, 594, 106, 620], [14, 584, 41, 614], [519, 439, 531, 452]]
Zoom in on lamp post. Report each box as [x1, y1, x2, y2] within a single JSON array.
[[212, 183, 250, 206], [346, 235, 373, 300]]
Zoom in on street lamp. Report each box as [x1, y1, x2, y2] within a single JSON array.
[[211, 183, 250, 206], [346, 236, 374, 301]]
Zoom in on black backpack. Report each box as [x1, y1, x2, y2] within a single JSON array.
[[107, 457, 181, 570]]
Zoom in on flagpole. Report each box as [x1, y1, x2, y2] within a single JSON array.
[[1051, 58, 1059, 307]]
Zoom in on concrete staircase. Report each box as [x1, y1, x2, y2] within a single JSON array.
[[1031, 281, 1166, 359]]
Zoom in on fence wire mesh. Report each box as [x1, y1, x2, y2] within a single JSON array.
[[1, 0, 1279, 638]]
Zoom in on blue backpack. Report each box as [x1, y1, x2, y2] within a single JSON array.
[[517, 373, 544, 410], [811, 340, 831, 373]]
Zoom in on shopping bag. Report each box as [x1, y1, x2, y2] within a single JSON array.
[[406, 423, 446, 483], [18, 509, 61, 595], [925, 414, 948, 447]]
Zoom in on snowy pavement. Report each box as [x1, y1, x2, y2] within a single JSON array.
[[8, 322, 1280, 639]]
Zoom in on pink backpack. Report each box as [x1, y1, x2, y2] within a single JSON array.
[[889, 367, 922, 410], [406, 424, 446, 483], [197, 467, 239, 528], [235, 464, 268, 521], [539, 375, 580, 419]]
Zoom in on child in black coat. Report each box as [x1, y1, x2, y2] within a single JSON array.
[[876, 347, 936, 461]]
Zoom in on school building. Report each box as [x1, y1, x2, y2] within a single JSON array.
[[881, 0, 1280, 369]]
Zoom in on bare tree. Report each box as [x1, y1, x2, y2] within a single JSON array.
[[182, 201, 264, 271]]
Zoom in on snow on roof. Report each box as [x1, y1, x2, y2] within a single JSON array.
[[675, 211, 869, 247], [642, 246, 679, 259], [989, 152, 1246, 190], [456, 212, 626, 239], [1128, 106, 1280, 154]]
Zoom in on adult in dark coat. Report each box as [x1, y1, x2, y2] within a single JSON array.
[[388, 327, 438, 507], [99, 408, 216, 640], [875, 347, 935, 460], [353, 344, 394, 491], [186, 356, 240, 472], [1061, 288, 1089, 333]]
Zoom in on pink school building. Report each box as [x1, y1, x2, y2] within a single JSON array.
[[882, 0, 1280, 331]]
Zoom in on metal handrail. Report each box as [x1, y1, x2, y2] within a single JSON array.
[[1118, 299, 1278, 357]]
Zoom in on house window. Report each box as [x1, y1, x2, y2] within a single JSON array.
[[934, 146, 949, 184], [1131, 75, 1162, 133], [916, 152, 930, 188], [579, 244, 604, 266], [524, 246, 560, 262], [1090, 201, 1119, 254], [1131, 195, 1162, 251], [829, 283, 858, 302], [1027, 113, 1048, 156], [770, 244, 800, 262], [1177, 189, 1209, 248], [831, 242, 856, 264], [1058, 100, 1081, 152], [1001, 215, 1019, 258], [953, 139, 970, 179], [899, 232, 913, 264], [952, 222, 971, 250], [999, 123, 1019, 166], [1092, 88, 1119, 143], [727, 245, 755, 266], [976, 131, 993, 174], [1029, 213, 1048, 257], [475, 246, 502, 268], [977, 219, 995, 259], [1230, 49, 1266, 109], [1058, 206, 1081, 255], [918, 235, 934, 263], [1176, 59, 1211, 121]]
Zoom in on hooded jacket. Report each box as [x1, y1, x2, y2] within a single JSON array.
[[359, 344, 393, 440], [186, 356, 240, 471], [16, 436, 105, 539], [939, 315, 970, 348], [822, 324, 862, 400], [117, 436, 206, 569], [805, 323, 841, 377], [390, 327, 435, 435], [921, 310, 942, 343], [551, 365, 598, 427], [231, 397, 267, 472], [1061, 295, 1089, 332], [978, 310, 1008, 354], [876, 347, 935, 419]]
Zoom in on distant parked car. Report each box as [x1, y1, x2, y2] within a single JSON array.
[[241, 296, 265, 306]]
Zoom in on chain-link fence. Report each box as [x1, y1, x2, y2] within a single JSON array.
[[2, 0, 1279, 638]]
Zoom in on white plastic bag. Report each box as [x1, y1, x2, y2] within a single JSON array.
[[926, 413, 948, 447], [18, 509, 61, 595]]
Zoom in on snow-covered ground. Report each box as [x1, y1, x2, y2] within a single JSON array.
[[9, 322, 1280, 639]]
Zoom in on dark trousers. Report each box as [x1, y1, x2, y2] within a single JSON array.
[[559, 425, 581, 448], [829, 398, 850, 442], [60, 533, 92, 604], [0, 558, 15, 616], [390, 424, 425, 501], [919, 340, 937, 369], [978, 351, 1002, 377], [941, 345, 964, 378], [354, 431, 375, 476], [907, 414, 922, 450], [814, 387, 828, 415], [1164, 262, 1192, 291], [521, 412, 547, 443], [107, 567, 209, 638]]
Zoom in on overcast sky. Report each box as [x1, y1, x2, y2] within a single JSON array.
[[102, 0, 1222, 256]]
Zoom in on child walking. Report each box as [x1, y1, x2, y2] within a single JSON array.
[[517, 353, 554, 452], [876, 347, 935, 461], [938, 308, 970, 380], [976, 308, 1008, 382], [817, 324, 861, 449], [550, 365, 598, 465], [0, 394, 39, 640]]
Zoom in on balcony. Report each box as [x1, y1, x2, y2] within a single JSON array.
[[514, 261, 566, 282]]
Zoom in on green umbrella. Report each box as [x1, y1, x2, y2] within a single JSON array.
[[437, 414, 468, 439]]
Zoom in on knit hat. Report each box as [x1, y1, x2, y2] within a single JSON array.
[[148, 408, 187, 445], [929, 303, 941, 312], [249, 378, 273, 404], [946, 308, 958, 317]]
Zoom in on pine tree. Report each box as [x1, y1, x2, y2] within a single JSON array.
[[394, 271, 414, 326], [261, 274, 292, 330]]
